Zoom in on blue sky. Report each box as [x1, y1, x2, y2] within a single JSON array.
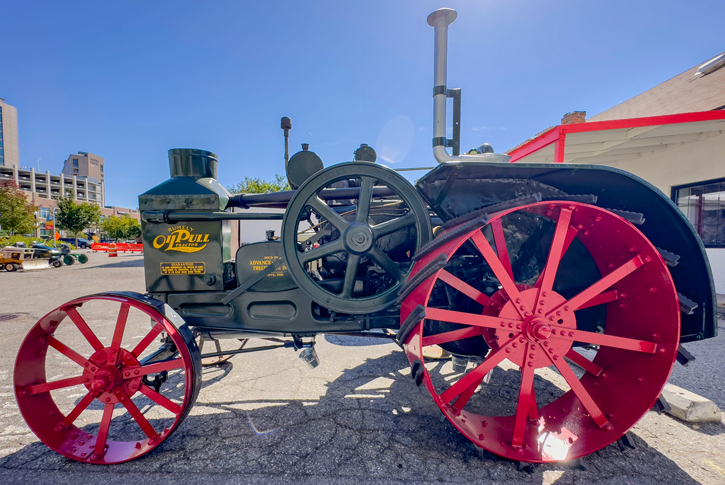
[[2, 0, 723, 208]]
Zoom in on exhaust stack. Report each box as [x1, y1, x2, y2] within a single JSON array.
[[427, 8, 510, 164]]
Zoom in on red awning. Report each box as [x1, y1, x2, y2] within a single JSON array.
[[507, 110, 725, 164]]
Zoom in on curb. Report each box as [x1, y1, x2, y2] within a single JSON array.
[[660, 383, 722, 423]]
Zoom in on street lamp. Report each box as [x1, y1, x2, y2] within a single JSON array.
[[34, 211, 38, 238]]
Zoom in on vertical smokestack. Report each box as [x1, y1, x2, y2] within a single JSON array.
[[427, 8, 510, 164]]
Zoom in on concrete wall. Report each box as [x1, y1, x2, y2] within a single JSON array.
[[596, 133, 725, 293]]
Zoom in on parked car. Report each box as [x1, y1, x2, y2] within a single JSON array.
[[31, 244, 63, 268], [58, 237, 91, 249]]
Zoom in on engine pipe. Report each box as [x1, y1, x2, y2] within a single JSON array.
[[427, 8, 510, 164], [226, 186, 397, 209]]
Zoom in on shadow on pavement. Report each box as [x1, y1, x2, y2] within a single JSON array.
[[0, 349, 700, 484]]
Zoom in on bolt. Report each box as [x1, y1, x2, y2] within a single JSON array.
[[134, 370, 140, 375], [644, 255, 652, 263], [556, 311, 562, 317], [652, 333, 659, 340], [637, 377, 644, 383], [519, 338, 525, 343], [516, 324, 521, 330], [135, 442, 142, 449], [543, 341, 549, 347], [84, 363, 89, 368], [478, 434, 485, 440], [90, 367, 96, 372], [537, 309, 543, 314], [568, 332, 574, 337], [505, 348, 511, 353], [508, 322, 513, 328], [552, 355, 559, 360], [563, 306, 569, 312], [629, 247, 636, 253], [106, 397, 111, 402], [524, 311, 532, 317], [539, 300, 545, 306], [603, 423, 614, 432], [529, 353, 535, 359], [516, 298, 522, 304], [500, 322, 505, 327], [608, 263, 615, 269], [531, 344, 536, 350], [512, 343, 518, 348], [649, 287, 657, 293], [548, 316, 555, 321], [519, 306, 526, 311], [71, 432, 78, 439], [619, 303, 626, 308], [548, 348, 554, 354], [527, 362, 534, 367]]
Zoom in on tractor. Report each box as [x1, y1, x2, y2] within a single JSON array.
[[14, 8, 716, 465]]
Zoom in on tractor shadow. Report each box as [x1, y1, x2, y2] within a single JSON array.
[[0, 348, 701, 484], [78, 258, 145, 269]]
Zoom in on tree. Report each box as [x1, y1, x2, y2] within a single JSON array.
[[0, 181, 36, 235], [55, 194, 102, 246], [101, 215, 141, 241], [228, 174, 290, 194]]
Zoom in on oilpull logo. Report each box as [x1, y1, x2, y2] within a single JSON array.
[[152, 225, 210, 253]]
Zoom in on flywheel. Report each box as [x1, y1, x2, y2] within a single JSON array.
[[282, 162, 431, 314]]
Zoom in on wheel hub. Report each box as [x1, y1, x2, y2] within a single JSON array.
[[486, 287, 575, 369], [343, 223, 374, 254], [83, 348, 143, 404]]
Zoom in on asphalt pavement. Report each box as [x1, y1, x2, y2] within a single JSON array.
[[0, 253, 723, 484]]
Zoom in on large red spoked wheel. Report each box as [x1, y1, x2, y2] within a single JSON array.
[[400, 201, 680, 462], [14, 293, 200, 464]]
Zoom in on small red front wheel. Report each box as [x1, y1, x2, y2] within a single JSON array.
[[14, 293, 201, 464]]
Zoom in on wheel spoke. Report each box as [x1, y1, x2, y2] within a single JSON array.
[[565, 349, 603, 377], [534, 226, 579, 289], [131, 323, 164, 358], [309, 196, 349, 232], [138, 384, 183, 415], [109, 303, 130, 365], [470, 231, 530, 318], [552, 328, 658, 354], [440, 334, 520, 404], [298, 239, 344, 264], [426, 307, 520, 330], [559, 255, 644, 313], [512, 349, 537, 448], [27, 375, 85, 395], [576, 290, 618, 310], [371, 213, 416, 238], [369, 247, 403, 281], [65, 307, 104, 351], [490, 218, 514, 281], [422, 326, 482, 347], [538, 208, 573, 304], [341, 254, 361, 298], [543, 348, 610, 429], [134, 358, 185, 377], [61, 391, 97, 428], [453, 375, 483, 410], [356, 177, 374, 223], [437, 270, 489, 306], [93, 402, 114, 459], [528, 383, 539, 421], [47, 336, 89, 367], [116, 389, 159, 439]]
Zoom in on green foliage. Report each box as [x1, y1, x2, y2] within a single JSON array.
[[0, 234, 73, 250], [0, 181, 36, 235], [228, 174, 290, 194], [55, 194, 102, 245], [101, 215, 141, 241]]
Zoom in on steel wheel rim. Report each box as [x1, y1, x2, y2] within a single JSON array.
[[14, 295, 199, 464], [401, 201, 680, 462]]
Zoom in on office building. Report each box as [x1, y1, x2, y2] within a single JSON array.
[[0, 98, 20, 168]]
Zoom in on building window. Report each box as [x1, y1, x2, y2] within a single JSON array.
[[673, 178, 725, 248], [38, 207, 50, 219], [73, 159, 79, 168]]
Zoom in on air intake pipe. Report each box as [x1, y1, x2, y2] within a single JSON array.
[[428, 8, 510, 164]]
